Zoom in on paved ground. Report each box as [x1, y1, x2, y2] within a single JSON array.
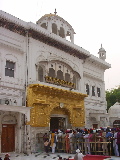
[[0, 152, 120, 160]]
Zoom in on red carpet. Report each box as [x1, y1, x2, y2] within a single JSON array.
[[69, 155, 111, 160], [83, 155, 111, 160]]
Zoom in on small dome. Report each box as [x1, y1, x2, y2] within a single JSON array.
[[40, 13, 60, 19], [108, 102, 120, 117], [99, 44, 106, 52], [36, 10, 75, 43], [98, 44, 106, 60]]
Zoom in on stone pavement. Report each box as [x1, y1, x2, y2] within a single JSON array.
[[0, 152, 120, 160]]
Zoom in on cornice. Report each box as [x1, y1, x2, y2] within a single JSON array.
[[0, 10, 90, 60], [83, 71, 103, 81], [87, 54, 111, 69]]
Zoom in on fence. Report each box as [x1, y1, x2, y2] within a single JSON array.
[[36, 135, 113, 156]]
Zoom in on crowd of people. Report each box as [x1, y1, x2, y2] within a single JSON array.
[[43, 127, 120, 157]]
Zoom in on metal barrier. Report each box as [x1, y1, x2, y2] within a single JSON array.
[[36, 136, 113, 156]]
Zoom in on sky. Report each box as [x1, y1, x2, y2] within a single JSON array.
[[0, 0, 120, 90]]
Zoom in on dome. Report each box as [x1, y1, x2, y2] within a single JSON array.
[[108, 102, 120, 117], [40, 13, 60, 19], [99, 44, 106, 52], [98, 44, 106, 60], [36, 10, 75, 43]]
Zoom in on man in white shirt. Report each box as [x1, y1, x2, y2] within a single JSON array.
[[74, 149, 84, 160], [83, 131, 91, 155]]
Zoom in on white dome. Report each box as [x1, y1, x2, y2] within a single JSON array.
[[108, 102, 120, 117], [99, 47, 105, 52], [99, 44, 106, 52]]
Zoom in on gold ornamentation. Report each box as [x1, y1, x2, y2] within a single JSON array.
[[27, 84, 87, 127], [45, 76, 75, 89]]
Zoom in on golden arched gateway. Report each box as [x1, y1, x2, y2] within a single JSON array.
[[27, 84, 87, 128]]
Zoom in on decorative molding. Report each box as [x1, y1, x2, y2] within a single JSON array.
[[45, 76, 75, 89]]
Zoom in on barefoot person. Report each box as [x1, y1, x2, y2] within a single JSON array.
[[74, 149, 84, 160], [44, 138, 50, 155]]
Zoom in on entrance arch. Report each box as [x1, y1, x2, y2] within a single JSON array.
[[50, 116, 67, 131], [27, 84, 87, 128], [50, 105, 71, 131]]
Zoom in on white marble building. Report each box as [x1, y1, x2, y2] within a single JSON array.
[[0, 10, 115, 154]]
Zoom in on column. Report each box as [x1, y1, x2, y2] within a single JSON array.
[[26, 125, 31, 154], [36, 65, 38, 81], [63, 65, 65, 80], [55, 63, 57, 77], [18, 113, 22, 153], [24, 115, 31, 154], [70, 33, 74, 43], [47, 20, 52, 32]]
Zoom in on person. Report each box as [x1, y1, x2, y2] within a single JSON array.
[[101, 128, 108, 155], [83, 130, 91, 155], [0, 157, 2, 160], [62, 131, 66, 152], [116, 128, 120, 157], [88, 129, 95, 155], [113, 128, 119, 156], [76, 129, 83, 151], [96, 129, 102, 155], [43, 133, 49, 142], [105, 129, 113, 155], [44, 138, 50, 155], [49, 131, 58, 154], [4, 154, 10, 160], [58, 157, 63, 160], [65, 131, 70, 153], [57, 130, 63, 152], [69, 130, 73, 153], [74, 149, 84, 160]]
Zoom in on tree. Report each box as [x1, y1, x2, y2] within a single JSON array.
[[106, 86, 120, 112]]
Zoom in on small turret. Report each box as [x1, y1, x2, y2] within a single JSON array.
[[98, 44, 106, 60], [36, 9, 75, 43]]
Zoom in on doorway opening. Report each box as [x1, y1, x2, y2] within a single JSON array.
[[93, 124, 98, 129], [50, 117, 66, 131], [1, 124, 15, 152]]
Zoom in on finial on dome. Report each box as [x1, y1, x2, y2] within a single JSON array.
[[54, 8, 57, 15]]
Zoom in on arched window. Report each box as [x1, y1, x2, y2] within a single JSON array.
[[59, 27, 65, 38], [41, 23, 47, 29], [48, 68, 55, 78], [38, 66, 43, 82], [65, 73, 70, 82], [66, 31, 71, 41], [86, 84, 89, 95], [52, 23, 57, 35], [97, 87, 101, 97], [57, 70, 64, 80], [92, 86, 95, 96]]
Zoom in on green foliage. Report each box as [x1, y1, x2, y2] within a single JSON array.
[[106, 86, 120, 112]]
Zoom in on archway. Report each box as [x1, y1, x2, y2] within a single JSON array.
[[50, 106, 70, 131]]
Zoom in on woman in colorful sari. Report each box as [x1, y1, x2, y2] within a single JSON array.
[[65, 132, 70, 153]]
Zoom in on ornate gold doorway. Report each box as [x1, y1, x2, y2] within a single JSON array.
[[27, 84, 87, 128], [50, 117, 66, 131]]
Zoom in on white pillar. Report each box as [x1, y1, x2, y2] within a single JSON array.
[[26, 125, 31, 154], [70, 33, 74, 43], [18, 113, 22, 153], [47, 21, 52, 32]]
